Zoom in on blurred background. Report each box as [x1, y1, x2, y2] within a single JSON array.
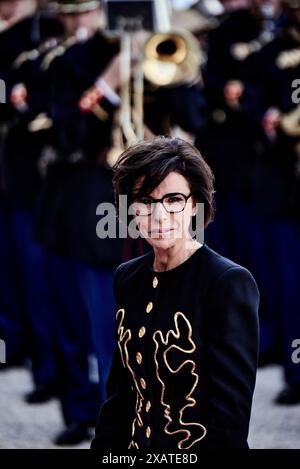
[[0, 0, 300, 448]]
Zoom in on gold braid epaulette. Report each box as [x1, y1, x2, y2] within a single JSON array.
[[276, 27, 300, 70], [39, 31, 119, 72], [41, 35, 79, 70], [0, 20, 8, 33], [12, 37, 61, 69], [276, 48, 300, 70]]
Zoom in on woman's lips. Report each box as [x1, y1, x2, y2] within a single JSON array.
[[149, 228, 175, 236]]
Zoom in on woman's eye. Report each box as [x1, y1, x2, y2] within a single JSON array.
[[166, 196, 181, 204], [139, 199, 152, 205]]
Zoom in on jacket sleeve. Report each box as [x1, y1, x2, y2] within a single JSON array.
[[201, 266, 260, 449], [91, 265, 135, 452]]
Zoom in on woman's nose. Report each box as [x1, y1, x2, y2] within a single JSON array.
[[152, 202, 168, 222]]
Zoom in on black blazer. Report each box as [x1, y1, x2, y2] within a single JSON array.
[[92, 244, 259, 451]]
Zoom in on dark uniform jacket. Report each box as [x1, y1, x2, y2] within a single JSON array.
[[0, 13, 64, 207], [92, 243, 260, 451], [242, 26, 300, 222], [197, 9, 284, 201], [34, 31, 124, 267]]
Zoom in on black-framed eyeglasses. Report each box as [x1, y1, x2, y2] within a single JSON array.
[[132, 192, 192, 216]]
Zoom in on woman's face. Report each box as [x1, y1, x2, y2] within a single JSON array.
[[132, 171, 197, 251]]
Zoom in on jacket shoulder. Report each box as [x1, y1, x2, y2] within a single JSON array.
[[114, 252, 153, 283], [201, 244, 257, 287], [201, 246, 260, 331]]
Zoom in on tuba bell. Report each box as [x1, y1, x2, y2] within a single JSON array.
[[141, 0, 203, 87], [142, 28, 202, 86]]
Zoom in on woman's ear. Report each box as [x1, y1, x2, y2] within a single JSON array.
[[192, 196, 198, 216]]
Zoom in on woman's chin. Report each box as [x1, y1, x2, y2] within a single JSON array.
[[147, 236, 177, 250]]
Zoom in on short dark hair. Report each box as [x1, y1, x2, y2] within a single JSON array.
[[113, 136, 215, 228]]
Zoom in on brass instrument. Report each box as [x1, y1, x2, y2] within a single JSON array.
[[142, 28, 202, 87]]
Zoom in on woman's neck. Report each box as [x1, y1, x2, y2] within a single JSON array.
[[153, 239, 202, 272]]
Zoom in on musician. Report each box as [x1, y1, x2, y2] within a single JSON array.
[[241, 0, 300, 404], [91, 136, 260, 451], [25, 0, 122, 445], [0, 0, 63, 381], [197, 0, 283, 248]]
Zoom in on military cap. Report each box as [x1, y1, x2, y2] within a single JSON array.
[[53, 0, 100, 14]]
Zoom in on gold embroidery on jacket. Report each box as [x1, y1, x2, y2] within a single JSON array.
[[116, 309, 145, 446], [153, 312, 207, 449], [128, 440, 139, 449]]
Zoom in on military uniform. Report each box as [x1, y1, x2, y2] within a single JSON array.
[[243, 13, 300, 393], [35, 29, 125, 423], [197, 6, 284, 257], [0, 10, 63, 374]]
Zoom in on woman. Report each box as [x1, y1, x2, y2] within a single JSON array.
[[91, 136, 259, 451]]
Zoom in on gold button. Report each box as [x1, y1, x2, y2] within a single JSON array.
[[146, 302, 153, 313], [146, 400, 151, 413], [139, 326, 146, 338], [136, 352, 142, 365], [153, 277, 158, 288], [140, 378, 146, 389], [146, 426, 151, 438]]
